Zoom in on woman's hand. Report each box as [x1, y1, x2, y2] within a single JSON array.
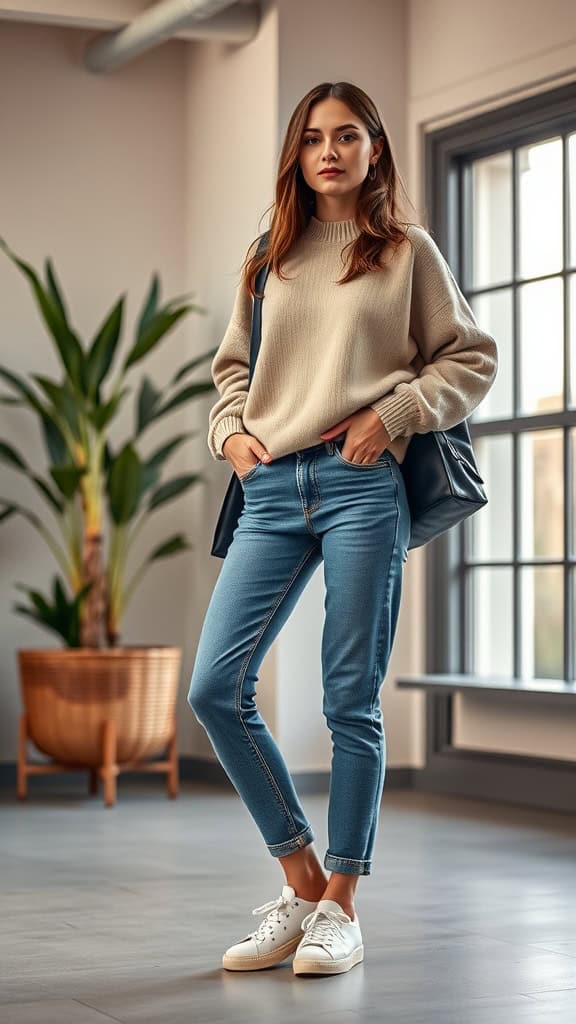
[[320, 408, 391, 464], [223, 432, 272, 477]]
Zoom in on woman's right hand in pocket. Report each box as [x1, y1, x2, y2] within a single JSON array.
[[223, 432, 271, 478]]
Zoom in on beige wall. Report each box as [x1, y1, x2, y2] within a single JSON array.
[[180, 1, 280, 759], [0, 21, 189, 760]]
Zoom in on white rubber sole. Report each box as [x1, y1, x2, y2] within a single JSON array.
[[292, 943, 364, 975], [222, 932, 303, 971]]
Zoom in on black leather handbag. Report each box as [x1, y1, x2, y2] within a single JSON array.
[[210, 230, 488, 558]]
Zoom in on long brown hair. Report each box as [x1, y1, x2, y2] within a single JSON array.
[[241, 81, 419, 298]]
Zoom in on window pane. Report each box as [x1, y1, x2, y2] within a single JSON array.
[[470, 289, 513, 420], [470, 151, 512, 289], [518, 278, 564, 415], [518, 138, 563, 279], [565, 276, 569, 411], [572, 427, 576, 558], [569, 133, 576, 268], [467, 435, 513, 560], [469, 568, 514, 676], [572, 570, 576, 681], [519, 429, 564, 560], [519, 566, 564, 679]]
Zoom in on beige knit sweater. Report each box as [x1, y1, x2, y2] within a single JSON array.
[[207, 216, 498, 466]]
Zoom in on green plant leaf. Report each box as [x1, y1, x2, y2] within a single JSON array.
[[145, 432, 195, 474], [33, 375, 81, 440], [147, 534, 191, 561], [0, 366, 47, 416], [153, 381, 214, 421], [136, 376, 161, 434], [0, 442, 64, 512], [121, 533, 192, 610], [102, 442, 113, 473], [123, 304, 193, 371], [13, 576, 92, 647], [0, 498, 71, 579], [0, 440, 28, 470], [30, 475, 64, 513], [148, 473, 202, 512], [136, 432, 196, 499], [53, 575, 68, 619], [88, 386, 129, 432], [0, 240, 86, 391], [45, 258, 69, 324], [107, 443, 146, 524], [136, 273, 160, 338], [40, 414, 69, 466], [85, 296, 125, 398], [15, 582, 54, 619], [12, 605, 65, 641], [170, 346, 219, 386], [49, 465, 86, 500]]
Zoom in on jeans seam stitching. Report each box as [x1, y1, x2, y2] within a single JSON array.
[[308, 455, 321, 513], [239, 460, 262, 483], [325, 855, 370, 864], [296, 462, 320, 539], [267, 825, 313, 851], [234, 542, 321, 836]]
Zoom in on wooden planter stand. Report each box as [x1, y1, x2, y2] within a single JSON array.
[[17, 712, 179, 807], [16, 647, 183, 808]]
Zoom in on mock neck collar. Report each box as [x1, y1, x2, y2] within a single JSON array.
[[305, 215, 361, 243]]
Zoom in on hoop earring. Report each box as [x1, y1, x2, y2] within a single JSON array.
[[368, 163, 377, 181]]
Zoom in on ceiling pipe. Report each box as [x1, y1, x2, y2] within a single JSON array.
[[84, 0, 260, 73]]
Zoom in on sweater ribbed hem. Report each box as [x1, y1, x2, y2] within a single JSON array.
[[210, 415, 247, 460], [305, 215, 361, 244], [370, 385, 421, 440]]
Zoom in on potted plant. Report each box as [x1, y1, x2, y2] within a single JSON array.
[[0, 238, 218, 805]]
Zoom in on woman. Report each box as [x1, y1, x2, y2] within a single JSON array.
[[188, 81, 498, 976]]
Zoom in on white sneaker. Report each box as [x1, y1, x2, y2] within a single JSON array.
[[292, 898, 364, 975], [222, 884, 321, 971]]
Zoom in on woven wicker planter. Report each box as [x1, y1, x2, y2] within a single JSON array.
[[17, 647, 182, 806]]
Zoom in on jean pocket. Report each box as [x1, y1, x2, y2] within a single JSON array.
[[333, 440, 391, 469], [238, 459, 263, 483]]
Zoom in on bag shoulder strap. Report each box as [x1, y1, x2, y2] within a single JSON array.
[[248, 230, 272, 384]]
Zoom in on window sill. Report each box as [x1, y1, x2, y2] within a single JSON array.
[[395, 674, 576, 698]]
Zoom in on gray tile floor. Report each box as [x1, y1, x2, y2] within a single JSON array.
[[1, 781, 576, 1024]]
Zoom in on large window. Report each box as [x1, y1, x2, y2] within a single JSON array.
[[426, 83, 576, 685]]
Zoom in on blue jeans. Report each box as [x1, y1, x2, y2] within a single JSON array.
[[187, 436, 411, 876]]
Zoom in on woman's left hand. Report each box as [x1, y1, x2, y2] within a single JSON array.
[[320, 408, 392, 464]]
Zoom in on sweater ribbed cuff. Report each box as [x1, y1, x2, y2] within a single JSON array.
[[211, 415, 247, 460], [369, 385, 420, 441]]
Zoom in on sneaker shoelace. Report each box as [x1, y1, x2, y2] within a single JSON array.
[[250, 891, 296, 943], [298, 907, 351, 949]]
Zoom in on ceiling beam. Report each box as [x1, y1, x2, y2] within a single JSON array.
[[0, 0, 259, 42]]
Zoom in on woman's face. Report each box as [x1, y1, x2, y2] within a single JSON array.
[[298, 97, 383, 214]]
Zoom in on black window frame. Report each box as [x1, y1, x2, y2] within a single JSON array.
[[419, 81, 576, 809]]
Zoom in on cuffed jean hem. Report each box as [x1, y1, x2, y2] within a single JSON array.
[[266, 825, 315, 858], [324, 853, 371, 876]]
